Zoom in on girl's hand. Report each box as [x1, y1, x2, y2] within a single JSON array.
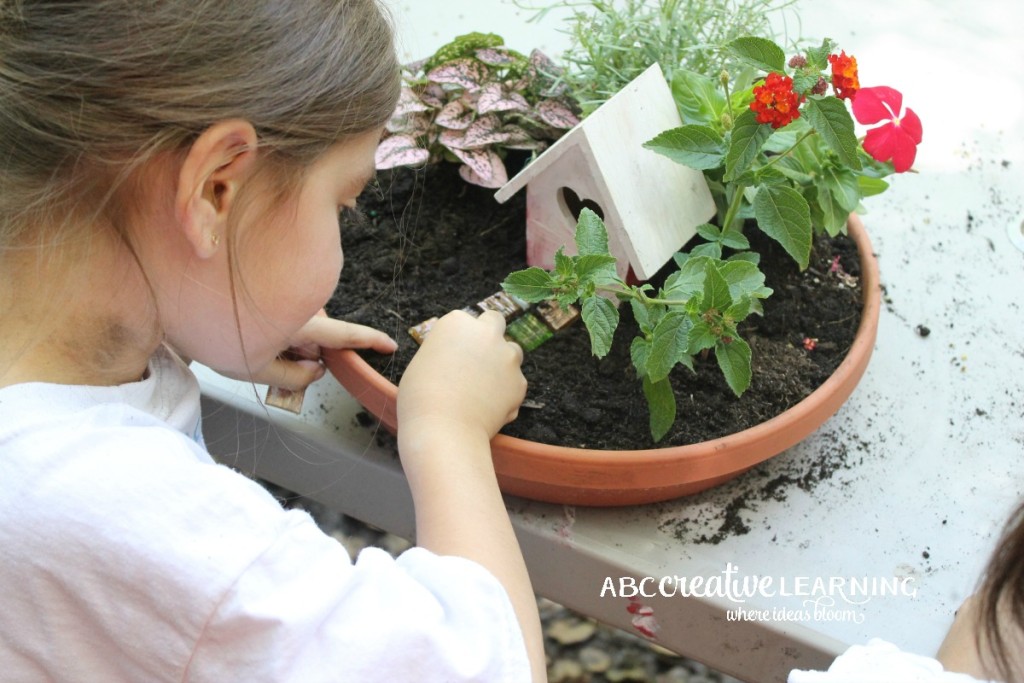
[[397, 309, 526, 444], [217, 310, 397, 390]]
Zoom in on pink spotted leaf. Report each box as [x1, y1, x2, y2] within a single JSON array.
[[427, 58, 489, 91], [454, 148, 509, 188], [418, 83, 446, 108], [477, 82, 531, 115], [393, 86, 431, 117], [535, 99, 580, 129], [475, 47, 519, 67], [462, 114, 513, 148], [435, 100, 474, 130], [375, 135, 430, 170]]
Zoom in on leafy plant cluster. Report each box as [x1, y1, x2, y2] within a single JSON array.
[[644, 36, 895, 270], [514, 0, 796, 115], [503, 209, 771, 441], [375, 32, 580, 188], [501, 35, 917, 442]]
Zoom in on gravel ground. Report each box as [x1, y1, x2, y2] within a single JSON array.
[[261, 482, 743, 683]]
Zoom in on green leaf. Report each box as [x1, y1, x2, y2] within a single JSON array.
[[792, 70, 819, 96], [502, 267, 558, 303], [726, 37, 786, 73], [642, 375, 676, 442], [695, 223, 721, 241], [701, 261, 732, 313], [822, 167, 862, 212], [858, 175, 890, 197], [804, 38, 837, 72], [687, 321, 717, 353], [753, 185, 812, 270], [689, 242, 723, 259], [630, 299, 653, 334], [630, 336, 652, 376], [575, 254, 618, 285], [644, 125, 726, 170], [813, 183, 848, 237], [671, 69, 727, 125], [719, 259, 767, 301], [724, 108, 772, 181], [646, 312, 693, 383], [662, 256, 710, 300], [554, 248, 574, 279], [581, 296, 619, 358], [574, 208, 610, 257], [801, 96, 861, 170], [725, 298, 751, 322], [715, 337, 752, 396], [719, 227, 750, 250]]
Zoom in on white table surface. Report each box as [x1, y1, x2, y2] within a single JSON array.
[[198, 1, 1024, 681]]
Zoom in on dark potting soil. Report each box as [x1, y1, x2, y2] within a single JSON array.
[[327, 163, 863, 450]]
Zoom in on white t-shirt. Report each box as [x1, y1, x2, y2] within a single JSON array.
[[788, 639, 997, 682], [0, 347, 530, 682]]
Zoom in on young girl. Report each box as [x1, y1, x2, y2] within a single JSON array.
[[0, 1, 545, 680], [789, 501, 1024, 682]]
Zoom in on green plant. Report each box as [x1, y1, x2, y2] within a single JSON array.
[[375, 32, 580, 188], [503, 208, 771, 441], [514, 0, 796, 115], [645, 36, 920, 269], [501, 36, 920, 442]]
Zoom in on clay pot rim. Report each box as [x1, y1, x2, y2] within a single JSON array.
[[325, 213, 878, 470]]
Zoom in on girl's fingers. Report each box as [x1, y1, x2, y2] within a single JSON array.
[[295, 316, 398, 354]]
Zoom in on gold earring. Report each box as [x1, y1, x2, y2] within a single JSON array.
[[210, 233, 220, 246]]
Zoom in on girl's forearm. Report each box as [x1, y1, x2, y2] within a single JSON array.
[[399, 425, 546, 683]]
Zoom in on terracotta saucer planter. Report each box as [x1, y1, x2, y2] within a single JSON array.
[[325, 214, 879, 506]]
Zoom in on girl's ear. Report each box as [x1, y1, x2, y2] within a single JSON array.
[[176, 119, 258, 259]]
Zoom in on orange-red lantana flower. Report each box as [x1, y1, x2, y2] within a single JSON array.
[[828, 51, 860, 100], [749, 72, 804, 129]]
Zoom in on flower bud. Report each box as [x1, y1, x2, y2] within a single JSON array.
[[719, 69, 730, 86], [788, 55, 807, 68], [811, 76, 828, 95]]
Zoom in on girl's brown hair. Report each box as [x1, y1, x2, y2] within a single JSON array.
[[0, 0, 400, 249], [977, 500, 1024, 682]]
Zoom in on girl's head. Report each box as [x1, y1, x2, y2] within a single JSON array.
[[0, 0, 400, 379]]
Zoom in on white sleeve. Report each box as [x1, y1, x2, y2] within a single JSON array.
[[788, 639, 996, 683], [184, 494, 531, 683]]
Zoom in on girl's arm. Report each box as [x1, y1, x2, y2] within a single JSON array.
[[397, 309, 546, 683]]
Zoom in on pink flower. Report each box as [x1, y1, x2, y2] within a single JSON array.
[[852, 86, 922, 173]]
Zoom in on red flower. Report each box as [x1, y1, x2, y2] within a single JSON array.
[[852, 86, 923, 173], [750, 72, 804, 129], [828, 51, 860, 100]]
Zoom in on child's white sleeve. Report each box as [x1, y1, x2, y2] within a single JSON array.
[[788, 639, 996, 683], [185, 508, 532, 683]]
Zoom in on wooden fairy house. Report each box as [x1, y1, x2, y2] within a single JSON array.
[[495, 63, 716, 280]]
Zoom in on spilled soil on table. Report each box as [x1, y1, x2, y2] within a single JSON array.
[[327, 163, 863, 450]]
